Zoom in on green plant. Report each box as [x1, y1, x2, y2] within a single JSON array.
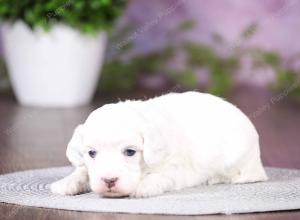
[[100, 19, 240, 96], [182, 42, 238, 95], [0, 0, 126, 34], [100, 45, 176, 92], [101, 18, 300, 99], [247, 48, 300, 99], [100, 41, 239, 96]]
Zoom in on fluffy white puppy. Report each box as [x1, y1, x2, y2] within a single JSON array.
[[51, 92, 267, 198]]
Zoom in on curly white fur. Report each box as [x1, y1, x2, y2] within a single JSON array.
[[51, 92, 267, 198]]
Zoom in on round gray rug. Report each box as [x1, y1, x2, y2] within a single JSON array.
[[0, 166, 300, 215]]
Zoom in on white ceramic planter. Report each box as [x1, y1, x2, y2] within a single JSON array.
[[1, 21, 107, 107]]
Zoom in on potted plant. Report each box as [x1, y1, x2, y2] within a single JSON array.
[[0, 0, 126, 107]]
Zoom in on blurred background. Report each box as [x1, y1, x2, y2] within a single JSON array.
[[0, 0, 299, 172]]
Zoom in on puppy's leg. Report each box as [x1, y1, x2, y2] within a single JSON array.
[[231, 148, 268, 184], [231, 161, 268, 183], [132, 167, 200, 198], [131, 173, 173, 198], [50, 166, 90, 195]]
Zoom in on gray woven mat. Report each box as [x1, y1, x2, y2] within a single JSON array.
[[0, 166, 300, 215]]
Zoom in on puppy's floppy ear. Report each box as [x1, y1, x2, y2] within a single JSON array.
[[142, 123, 168, 167], [66, 124, 85, 167]]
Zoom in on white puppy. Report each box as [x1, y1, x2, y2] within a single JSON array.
[[51, 92, 267, 198]]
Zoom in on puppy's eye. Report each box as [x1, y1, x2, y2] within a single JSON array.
[[123, 148, 136, 157], [88, 150, 97, 158]]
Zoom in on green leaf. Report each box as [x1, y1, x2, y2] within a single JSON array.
[[169, 70, 198, 88], [262, 52, 281, 68], [209, 69, 233, 96], [241, 22, 258, 39], [0, 0, 127, 34], [100, 0, 112, 6], [178, 19, 196, 31]]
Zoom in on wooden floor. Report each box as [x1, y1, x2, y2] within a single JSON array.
[[0, 86, 300, 220]]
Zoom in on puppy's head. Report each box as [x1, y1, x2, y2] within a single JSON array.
[[66, 102, 166, 197]]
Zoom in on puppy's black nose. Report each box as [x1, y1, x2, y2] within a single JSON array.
[[102, 177, 118, 188]]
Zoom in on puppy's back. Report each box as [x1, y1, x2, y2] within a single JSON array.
[[142, 92, 259, 167]]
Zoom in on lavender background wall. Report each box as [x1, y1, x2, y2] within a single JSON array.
[[124, 0, 300, 57], [116, 0, 300, 86]]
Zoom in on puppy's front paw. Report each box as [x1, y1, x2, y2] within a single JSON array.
[[131, 174, 166, 198], [50, 175, 89, 196]]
